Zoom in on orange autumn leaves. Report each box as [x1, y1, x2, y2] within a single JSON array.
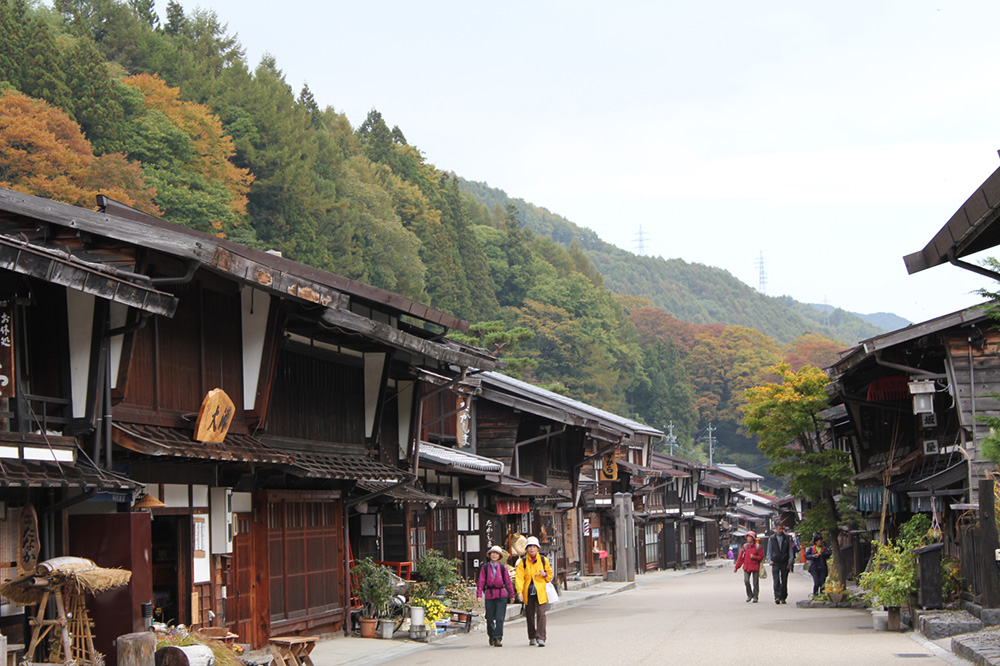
[[0, 74, 252, 236], [0, 89, 159, 211]]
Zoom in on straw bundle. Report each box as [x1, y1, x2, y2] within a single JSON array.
[[0, 557, 131, 605]]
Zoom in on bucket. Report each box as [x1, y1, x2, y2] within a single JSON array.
[[410, 605, 425, 627], [872, 610, 888, 631]]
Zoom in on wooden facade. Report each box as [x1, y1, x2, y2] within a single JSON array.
[[0, 186, 498, 655]]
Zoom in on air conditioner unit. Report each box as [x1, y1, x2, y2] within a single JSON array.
[[921, 413, 938, 428], [923, 439, 939, 456]]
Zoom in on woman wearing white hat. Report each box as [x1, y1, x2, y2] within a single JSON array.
[[514, 535, 553, 647], [476, 545, 514, 647]]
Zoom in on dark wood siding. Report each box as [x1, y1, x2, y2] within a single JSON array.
[[267, 493, 343, 628], [119, 280, 244, 425], [266, 348, 363, 444], [474, 399, 519, 465]]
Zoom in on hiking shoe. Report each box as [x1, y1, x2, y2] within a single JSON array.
[[495, 639, 502, 648], [752, 598, 758, 603], [746, 597, 751, 602], [537, 640, 546, 647], [529, 639, 537, 646]]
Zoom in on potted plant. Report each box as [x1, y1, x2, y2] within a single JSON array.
[[352, 558, 394, 638], [414, 549, 460, 595], [859, 539, 916, 631]]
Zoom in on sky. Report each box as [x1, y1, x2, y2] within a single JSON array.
[[176, 0, 1000, 324]]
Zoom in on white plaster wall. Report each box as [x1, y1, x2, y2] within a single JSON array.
[[364, 353, 386, 439], [397, 381, 413, 460], [241, 287, 270, 410], [108, 303, 127, 389], [66, 291, 94, 419]]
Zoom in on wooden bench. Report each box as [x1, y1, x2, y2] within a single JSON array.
[[446, 608, 479, 633], [267, 636, 318, 666]]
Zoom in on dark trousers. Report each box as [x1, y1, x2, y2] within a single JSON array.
[[525, 595, 547, 641], [810, 568, 828, 596], [484, 597, 508, 640], [743, 570, 759, 600], [772, 564, 790, 600]]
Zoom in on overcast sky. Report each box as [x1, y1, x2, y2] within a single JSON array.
[[179, 0, 1000, 324]]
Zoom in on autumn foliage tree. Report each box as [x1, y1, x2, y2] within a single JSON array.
[[741, 362, 853, 583], [0, 89, 159, 212]]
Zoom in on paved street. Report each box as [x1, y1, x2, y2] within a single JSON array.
[[368, 565, 957, 666]]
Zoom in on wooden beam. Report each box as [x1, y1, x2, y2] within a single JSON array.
[[321, 307, 496, 370]]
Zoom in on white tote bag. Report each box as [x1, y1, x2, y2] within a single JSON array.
[[545, 581, 560, 603]]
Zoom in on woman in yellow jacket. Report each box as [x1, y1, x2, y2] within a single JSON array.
[[515, 535, 553, 647]]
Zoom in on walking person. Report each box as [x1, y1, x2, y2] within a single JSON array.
[[476, 545, 515, 647], [515, 535, 553, 647], [805, 533, 832, 597], [734, 531, 764, 602], [767, 523, 796, 604]]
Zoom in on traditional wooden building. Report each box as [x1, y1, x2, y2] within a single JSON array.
[[0, 187, 498, 655]]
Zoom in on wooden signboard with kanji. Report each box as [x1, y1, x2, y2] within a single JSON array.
[[194, 389, 235, 443], [18, 503, 39, 574], [0, 299, 14, 399]]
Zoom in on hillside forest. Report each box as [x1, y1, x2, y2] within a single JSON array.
[[0, 0, 877, 482]]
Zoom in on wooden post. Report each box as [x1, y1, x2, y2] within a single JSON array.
[[980, 479, 1000, 608], [117, 632, 155, 666]]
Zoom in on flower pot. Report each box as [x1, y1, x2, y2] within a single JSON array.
[[359, 617, 378, 638], [828, 593, 844, 604], [377, 618, 395, 639]]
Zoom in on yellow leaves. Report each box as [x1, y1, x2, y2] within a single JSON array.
[[123, 74, 253, 216]]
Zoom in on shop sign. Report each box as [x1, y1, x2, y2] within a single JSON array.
[[0, 299, 14, 399], [194, 388, 235, 443]]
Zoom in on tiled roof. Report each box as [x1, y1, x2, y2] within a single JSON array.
[[0, 456, 138, 490], [419, 442, 504, 474], [113, 422, 407, 482]]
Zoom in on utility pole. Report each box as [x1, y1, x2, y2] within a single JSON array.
[[635, 226, 648, 256], [664, 421, 677, 456], [755, 251, 767, 294], [706, 423, 715, 467]]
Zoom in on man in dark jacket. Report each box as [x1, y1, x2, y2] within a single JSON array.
[[767, 523, 795, 604]]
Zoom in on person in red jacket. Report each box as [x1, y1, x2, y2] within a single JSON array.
[[476, 545, 515, 647], [734, 531, 765, 603]]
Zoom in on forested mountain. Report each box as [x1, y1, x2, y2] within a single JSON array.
[[0, 0, 876, 485], [459, 178, 888, 346]]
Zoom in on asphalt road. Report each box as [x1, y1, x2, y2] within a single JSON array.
[[379, 564, 956, 666]]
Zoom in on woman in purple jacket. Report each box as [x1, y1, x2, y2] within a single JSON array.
[[476, 545, 515, 647]]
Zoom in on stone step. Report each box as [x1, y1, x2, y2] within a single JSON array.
[[965, 602, 1000, 627], [919, 610, 983, 640]]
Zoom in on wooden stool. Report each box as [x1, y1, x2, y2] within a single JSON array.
[[267, 636, 318, 666]]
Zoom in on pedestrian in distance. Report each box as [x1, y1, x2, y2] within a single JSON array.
[[767, 523, 796, 604], [476, 545, 515, 647], [805, 533, 832, 597], [734, 531, 764, 603], [515, 535, 553, 647]]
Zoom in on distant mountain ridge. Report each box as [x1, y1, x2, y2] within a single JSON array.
[[459, 177, 889, 346]]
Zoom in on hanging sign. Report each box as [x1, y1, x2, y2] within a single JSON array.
[[194, 388, 235, 443], [0, 299, 14, 399], [18, 503, 39, 574], [599, 452, 618, 481], [496, 498, 530, 515]]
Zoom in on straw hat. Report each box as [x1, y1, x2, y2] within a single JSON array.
[[511, 534, 527, 556]]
